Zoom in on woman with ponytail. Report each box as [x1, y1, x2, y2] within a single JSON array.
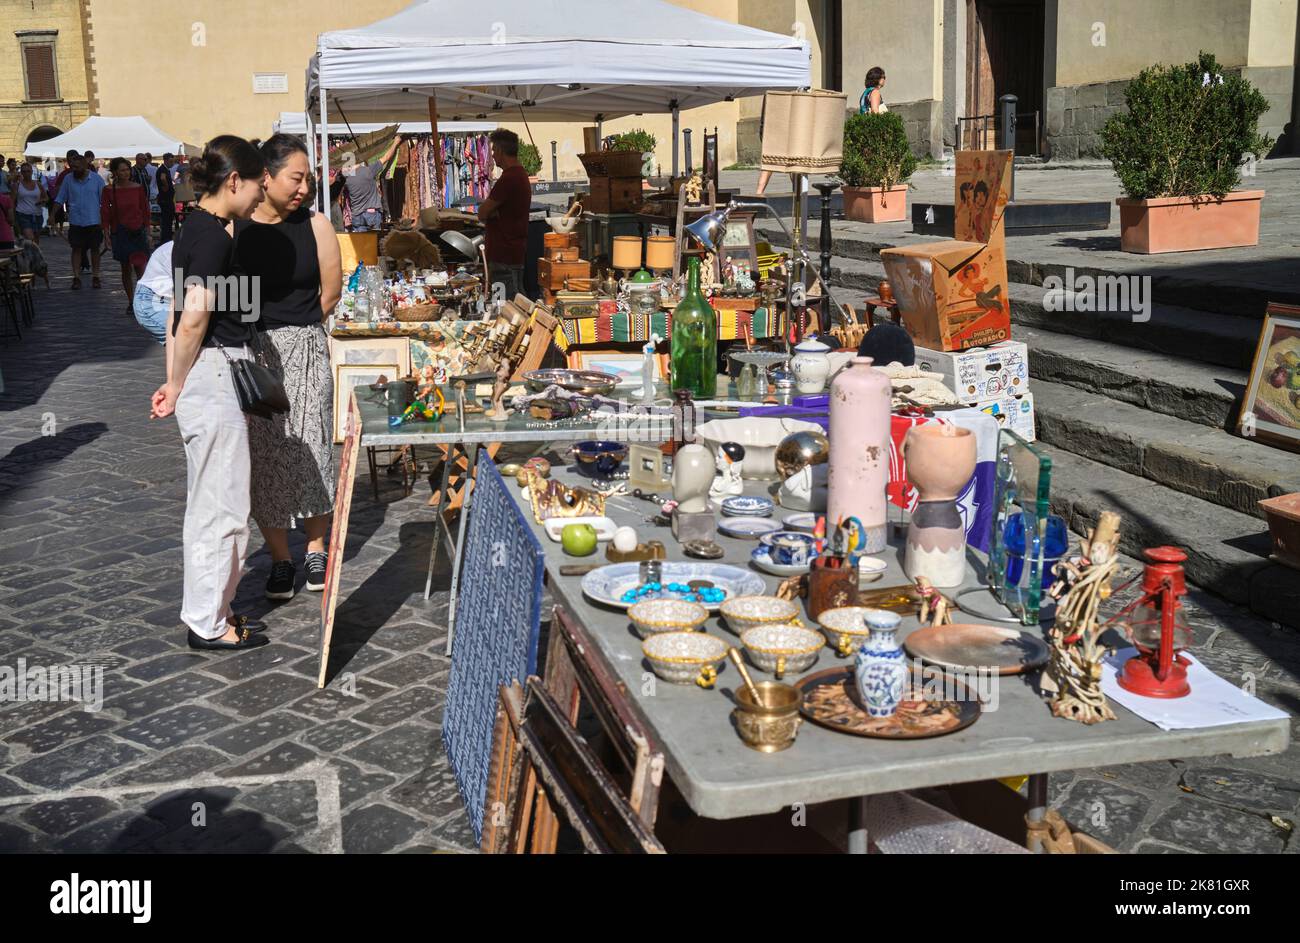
[[234, 133, 342, 600], [149, 135, 269, 652]]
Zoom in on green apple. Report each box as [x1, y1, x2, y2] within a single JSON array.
[[562, 523, 598, 556]]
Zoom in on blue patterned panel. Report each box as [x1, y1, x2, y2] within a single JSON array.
[[442, 452, 545, 844]]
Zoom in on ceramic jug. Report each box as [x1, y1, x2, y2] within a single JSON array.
[[671, 443, 713, 513], [827, 357, 891, 553], [790, 337, 832, 394], [854, 609, 907, 717], [902, 423, 976, 588]]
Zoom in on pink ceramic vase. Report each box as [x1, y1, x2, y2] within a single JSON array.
[[827, 356, 891, 553], [902, 424, 976, 588]]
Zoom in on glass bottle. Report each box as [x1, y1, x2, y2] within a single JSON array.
[[669, 256, 717, 400]]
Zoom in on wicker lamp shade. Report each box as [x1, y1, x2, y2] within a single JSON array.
[[760, 90, 849, 174]]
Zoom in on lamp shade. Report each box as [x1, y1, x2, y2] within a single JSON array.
[[645, 235, 676, 270], [612, 235, 643, 270], [760, 90, 849, 174]]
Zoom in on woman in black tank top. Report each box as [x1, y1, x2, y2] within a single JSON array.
[[235, 134, 343, 600]]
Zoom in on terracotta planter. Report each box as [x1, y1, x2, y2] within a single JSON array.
[[1259, 492, 1300, 572], [843, 185, 908, 223], [1117, 190, 1263, 253]]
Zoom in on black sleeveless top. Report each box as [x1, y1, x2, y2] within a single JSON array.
[[233, 207, 322, 329]]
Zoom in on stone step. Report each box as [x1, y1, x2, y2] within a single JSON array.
[[759, 219, 1300, 318], [821, 254, 1262, 371], [1016, 328, 1245, 430], [1040, 445, 1300, 629], [1031, 378, 1300, 519]]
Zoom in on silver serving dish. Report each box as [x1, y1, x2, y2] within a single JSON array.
[[523, 369, 621, 397]]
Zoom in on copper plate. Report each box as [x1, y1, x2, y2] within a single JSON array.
[[794, 667, 980, 739], [904, 623, 1050, 676]]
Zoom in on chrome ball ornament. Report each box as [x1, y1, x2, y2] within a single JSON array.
[[774, 430, 830, 482]]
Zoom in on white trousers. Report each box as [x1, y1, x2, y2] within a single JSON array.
[[175, 346, 252, 639]]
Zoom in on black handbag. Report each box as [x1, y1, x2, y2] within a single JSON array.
[[216, 338, 290, 419]]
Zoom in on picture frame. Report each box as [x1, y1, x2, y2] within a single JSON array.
[[714, 211, 757, 285], [329, 335, 411, 375], [334, 363, 399, 442], [567, 348, 666, 388], [1237, 304, 1300, 454]]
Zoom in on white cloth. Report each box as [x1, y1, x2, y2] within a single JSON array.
[[175, 346, 252, 639], [138, 242, 175, 299]]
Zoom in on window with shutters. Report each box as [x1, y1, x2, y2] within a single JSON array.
[[17, 32, 60, 103]]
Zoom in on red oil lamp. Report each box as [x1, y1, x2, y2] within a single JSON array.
[[1116, 547, 1193, 698]]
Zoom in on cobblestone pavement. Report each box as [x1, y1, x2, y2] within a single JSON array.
[[0, 240, 1296, 853]]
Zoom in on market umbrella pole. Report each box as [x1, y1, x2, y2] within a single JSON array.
[[318, 87, 329, 213], [428, 95, 445, 202]]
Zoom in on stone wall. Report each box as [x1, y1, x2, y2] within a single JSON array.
[[1044, 79, 1130, 160], [887, 98, 944, 159], [0, 103, 90, 160]]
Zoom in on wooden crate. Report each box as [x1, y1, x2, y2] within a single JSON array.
[[586, 175, 644, 215], [545, 245, 580, 262], [543, 231, 580, 250], [538, 257, 592, 290]]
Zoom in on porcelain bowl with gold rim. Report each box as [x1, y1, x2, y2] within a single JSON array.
[[816, 606, 874, 657], [642, 632, 728, 686], [627, 598, 709, 638], [740, 623, 823, 678], [720, 595, 801, 635]]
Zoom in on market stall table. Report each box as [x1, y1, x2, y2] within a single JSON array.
[[496, 466, 1290, 850]]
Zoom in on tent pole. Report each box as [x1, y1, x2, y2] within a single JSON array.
[[318, 89, 329, 214], [428, 95, 444, 207], [305, 111, 317, 184], [671, 103, 680, 178]]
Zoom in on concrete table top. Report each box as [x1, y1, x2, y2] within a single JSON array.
[[505, 468, 1290, 821]]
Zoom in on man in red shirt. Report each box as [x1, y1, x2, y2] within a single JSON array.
[[476, 129, 532, 303]]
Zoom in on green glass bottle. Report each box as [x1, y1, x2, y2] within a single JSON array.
[[669, 257, 717, 399]]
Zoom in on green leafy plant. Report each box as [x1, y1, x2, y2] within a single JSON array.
[[1101, 51, 1272, 199], [518, 142, 542, 176], [839, 111, 916, 190], [610, 129, 657, 154]]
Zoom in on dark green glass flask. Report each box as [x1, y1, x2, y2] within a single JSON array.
[[669, 256, 717, 399]]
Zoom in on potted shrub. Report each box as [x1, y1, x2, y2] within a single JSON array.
[[839, 111, 916, 223], [519, 142, 543, 183], [1101, 51, 1272, 253]]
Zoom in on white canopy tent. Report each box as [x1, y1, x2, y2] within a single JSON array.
[[273, 111, 496, 136], [24, 116, 199, 161], [306, 0, 810, 197]]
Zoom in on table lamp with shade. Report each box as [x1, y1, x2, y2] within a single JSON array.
[[612, 235, 644, 282]]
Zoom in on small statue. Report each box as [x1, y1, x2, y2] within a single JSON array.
[[708, 442, 745, 501], [521, 468, 606, 524], [486, 358, 512, 422], [914, 576, 953, 626], [734, 262, 756, 294], [1043, 511, 1123, 725]]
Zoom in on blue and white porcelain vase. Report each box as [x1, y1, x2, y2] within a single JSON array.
[[854, 609, 908, 717]]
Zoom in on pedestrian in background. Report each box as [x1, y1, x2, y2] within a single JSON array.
[[102, 156, 152, 314], [234, 134, 342, 599], [157, 152, 177, 242], [13, 162, 47, 244], [149, 134, 269, 652], [56, 151, 106, 289], [132, 241, 173, 345]]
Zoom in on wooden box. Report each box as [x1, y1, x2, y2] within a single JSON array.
[[545, 245, 580, 262], [586, 176, 644, 215], [538, 257, 592, 290], [543, 231, 580, 250]]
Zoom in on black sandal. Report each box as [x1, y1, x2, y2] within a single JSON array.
[[187, 627, 269, 651]]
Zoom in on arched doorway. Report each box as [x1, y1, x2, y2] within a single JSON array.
[[24, 125, 64, 163]]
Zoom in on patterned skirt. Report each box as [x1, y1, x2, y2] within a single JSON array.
[[248, 323, 336, 528]]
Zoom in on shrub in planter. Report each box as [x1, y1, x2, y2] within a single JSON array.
[[839, 112, 917, 223], [1101, 50, 1272, 252], [518, 142, 543, 177], [609, 128, 657, 177]]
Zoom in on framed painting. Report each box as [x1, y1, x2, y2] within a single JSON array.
[[1238, 304, 1300, 453], [567, 348, 665, 388], [329, 335, 410, 374], [334, 363, 398, 442]]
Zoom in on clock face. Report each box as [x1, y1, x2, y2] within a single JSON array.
[[721, 221, 750, 247]]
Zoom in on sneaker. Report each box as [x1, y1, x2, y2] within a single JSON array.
[[265, 560, 296, 600], [304, 551, 328, 592]]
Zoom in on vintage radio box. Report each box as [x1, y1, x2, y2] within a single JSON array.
[[914, 340, 1028, 403]]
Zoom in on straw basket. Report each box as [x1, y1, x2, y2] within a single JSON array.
[[394, 303, 442, 323]]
